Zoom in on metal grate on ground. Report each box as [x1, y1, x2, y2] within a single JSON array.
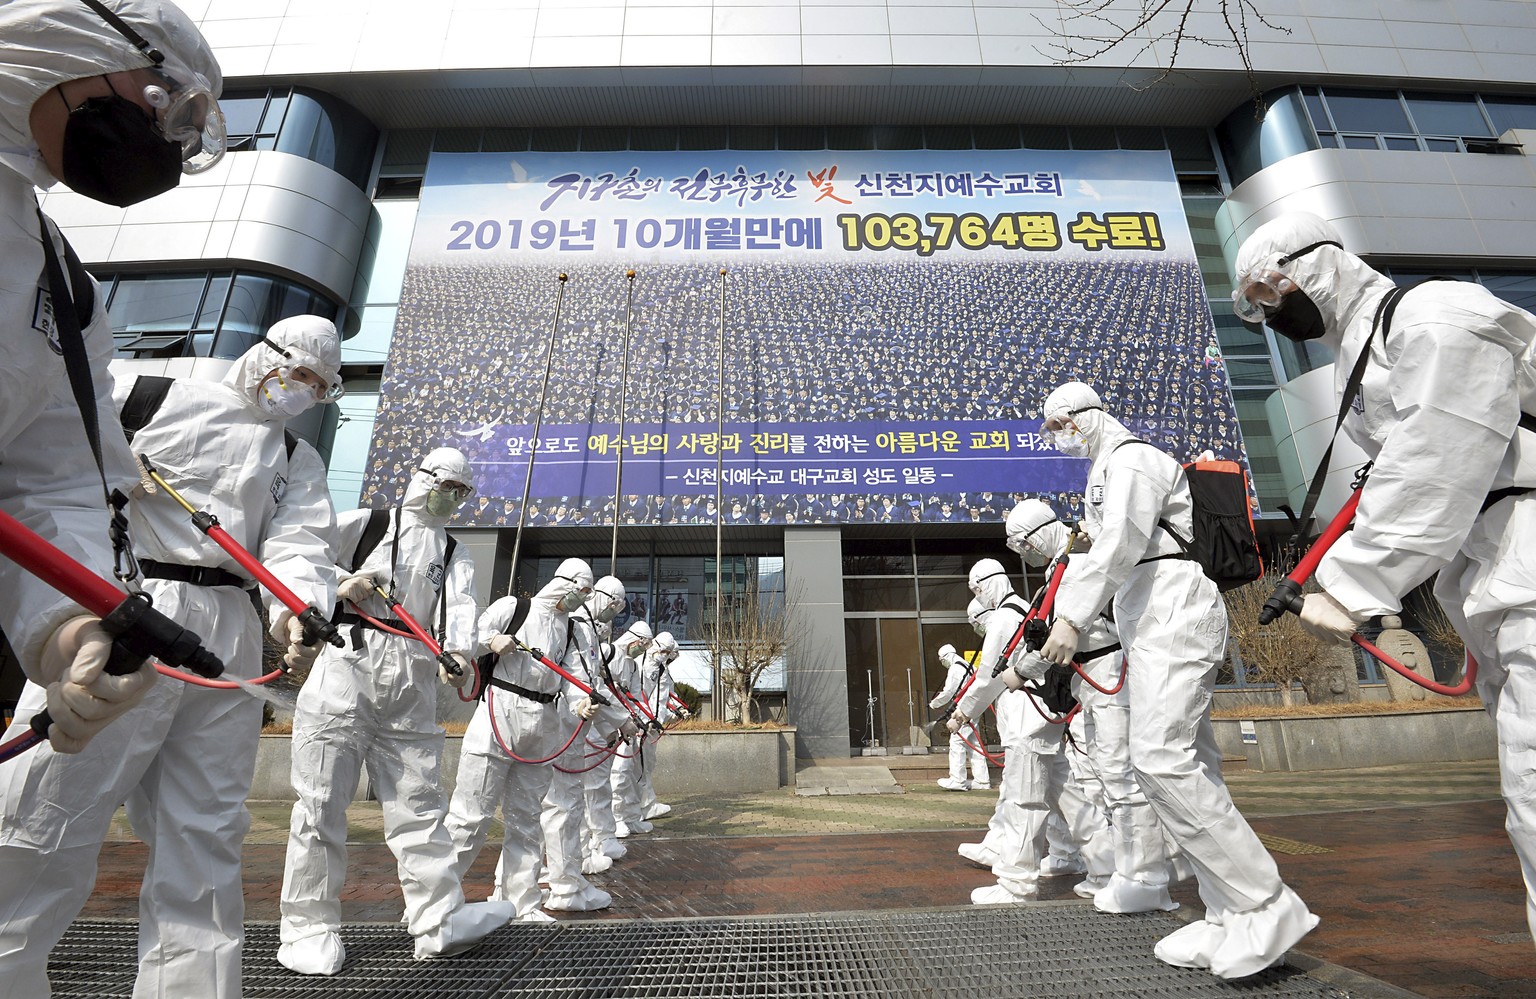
[[51, 906, 1413, 999]]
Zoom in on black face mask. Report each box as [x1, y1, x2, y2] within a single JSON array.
[[1265, 289, 1328, 342], [61, 94, 182, 207]]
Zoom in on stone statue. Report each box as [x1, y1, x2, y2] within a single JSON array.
[[1374, 615, 1433, 702]]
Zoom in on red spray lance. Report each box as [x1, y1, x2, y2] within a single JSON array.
[[1260, 466, 1475, 697], [0, 506, 223, 762], [366, 582, 466, 682], [139, 456, 344, 652]]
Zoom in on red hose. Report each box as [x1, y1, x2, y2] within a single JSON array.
[[1355, 639, 1477, 697], [486, 687, 586, 764], [0, 728, 44, 765], [1073, 655, 1127, 695], [155, 664, 283, 688]]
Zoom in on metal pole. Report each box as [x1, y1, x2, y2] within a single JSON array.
[[611, 269, 636, 570], [713, 267, 727, 715], [509, 272, 567, 591]]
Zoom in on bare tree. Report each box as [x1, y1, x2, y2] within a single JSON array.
[[698, 568, 798, 724], [1041, 0, 1289, 114], [1223, 572, 1342, 706], [1405, 579, 1467, 677]]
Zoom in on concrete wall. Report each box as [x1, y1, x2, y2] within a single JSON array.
[[783, 527, 849, 759], [1212, 707, 1495, 772]]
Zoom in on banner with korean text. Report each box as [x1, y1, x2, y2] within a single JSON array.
[[365, 149, 1247, 527]]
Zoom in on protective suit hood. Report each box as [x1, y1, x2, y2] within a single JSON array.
[[616, 620, 653, 648], [223, 315, 342, 420], [530, 557, 593, 611], [1005, 498, 1069, 567], [1234, 212, 1395, 352], [0, 0, 222, 186], [401, 446, 474, 526], [938, 643, 957, 660], [1043, 381, 1136, 462], [966, 596, 990, 636], [968, 558, 1013, 611], [590, 575, 626, 623]]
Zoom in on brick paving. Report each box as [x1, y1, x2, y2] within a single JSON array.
[[78, 759, 1533, 998]]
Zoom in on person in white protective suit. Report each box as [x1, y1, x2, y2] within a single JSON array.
[[0, 0, 226, 762], [1234, 212, 1536, 945], [636, 630, 681, 820], [1005, 497, 1176, 911], [612, 630, 678, 834], [929, 643, 991, 791], [0, 309, 339, 997], [535, 574, 628, 909], [947, 559, 1072, 905], [1036, 381, 1317, 977], [588, 621, 652, 857], [445, 559, 595, 920], [279, 446, 512, 974]]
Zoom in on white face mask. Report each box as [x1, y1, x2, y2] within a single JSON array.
[[1051, 428, 1090, 458], [256, 374, 317, 419], [972, 619, 987, 637]]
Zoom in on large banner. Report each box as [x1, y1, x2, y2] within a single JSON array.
[[364, 149, 1246, 527]]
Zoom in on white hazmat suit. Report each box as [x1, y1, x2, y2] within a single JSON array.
[[0, 316, 339, 998], [929, 644, 990, 790], [1039, 381, 1316, 978], [1006, 498, 1169, 910], [0, 0, 225, 759], [445, 559, 594, 918], [954, 559, 1067, 905], [538, 575, 626, 910], [1236, 212, 1536, 943], [279, 446, 509, 974], [612, 631, 677, 834], [591, 623, 651, 851]]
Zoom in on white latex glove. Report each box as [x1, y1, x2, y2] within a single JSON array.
[[679, 707, 691, 719], [998, 667, 1026, 691], [269, 609, 321, 670], [574, 696, 600, 720], [1040, 618, 1080, 666], [439, 652, 471, 687], [337, 572, 378, 605], [619, 718, 641, 740], [945, 707, 970, 734], [1299, 591, 1359, 645], [487, 634, 516, 656], [1013, 650, 1052, 683], [39, 616, 156, 754]]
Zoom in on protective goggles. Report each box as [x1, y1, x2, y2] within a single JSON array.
[[555, 573, 593, 601], [86, 0, 226, 173], [1005, 520, 1054, 557], [1041, 405, 1101, 434], [262, 338, 344, 401], [421, 470, 473, 502], [1230, 240, 1341, 323]]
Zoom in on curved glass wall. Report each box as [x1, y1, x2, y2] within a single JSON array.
[[1219, 86, 1536, 188], [218, 86, 378, 192], [98, 270, 337, 360]]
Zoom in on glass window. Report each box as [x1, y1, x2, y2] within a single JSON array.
[[1384, 136, 1420, 151], [1316, 132, 1338, 148], [261, 92, 290, 133], [874, 125, 923, 149], [629, 127, 677, 152], [1116, 126, 1165, 150], [843, 578, 917, 613], [1425, 137, 1461, 152], [432, 129, 481, 152], [530, 127, 580, 152], [1484, 97, 1536, 134], [826, 125, 875, 150], [581, 127, 627, 151], [1224, 357, 1280, 388], [1341, 134, 1381, 150], [1405, 93, 1493, 137], [972, 125, 1021, 150], [381, 130, 432, 172], [778, 126, 826, 150], [923, 125, 971, 150], [480, 128, 530, 153], [729, 125, 776, 150], [1019, 125, 1070, 149], [679, 126, 729, 150], [918, 578, 972, 612], [106, 273, 208, 333], [218, 93, 269, 139], [1166, 127, 1217, 172], [1300, 87, 1330, 131], [1070, 126, 1118, 150], [214, 273, 333, 358], [1482, 272, 1536, 312], [1323, 89, 1412, 133]]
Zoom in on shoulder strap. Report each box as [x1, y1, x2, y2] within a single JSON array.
[[508, 598, 531, 639], [1292, 278, 1455, 541], [435, 533, 460, 638], [120, 376, 174, 444], [350, 508, 392, 572]]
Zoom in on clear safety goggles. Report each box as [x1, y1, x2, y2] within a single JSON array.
[[1230, 265, 1297, 323], [1041, 405, 1100, 435], [262, 338, 344, 401], [556, 574, 593, 603], [87, 0, 226, 173], [1230, 240, 1341, 323], [1005, 520, 1054, 559], [421, 470, 473, 503], [142, 62, 225, 174]]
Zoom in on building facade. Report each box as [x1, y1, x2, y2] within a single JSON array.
[[46, 0, 1536, 758]]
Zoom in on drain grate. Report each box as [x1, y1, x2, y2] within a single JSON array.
[[52, 908, 1396, 999]]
